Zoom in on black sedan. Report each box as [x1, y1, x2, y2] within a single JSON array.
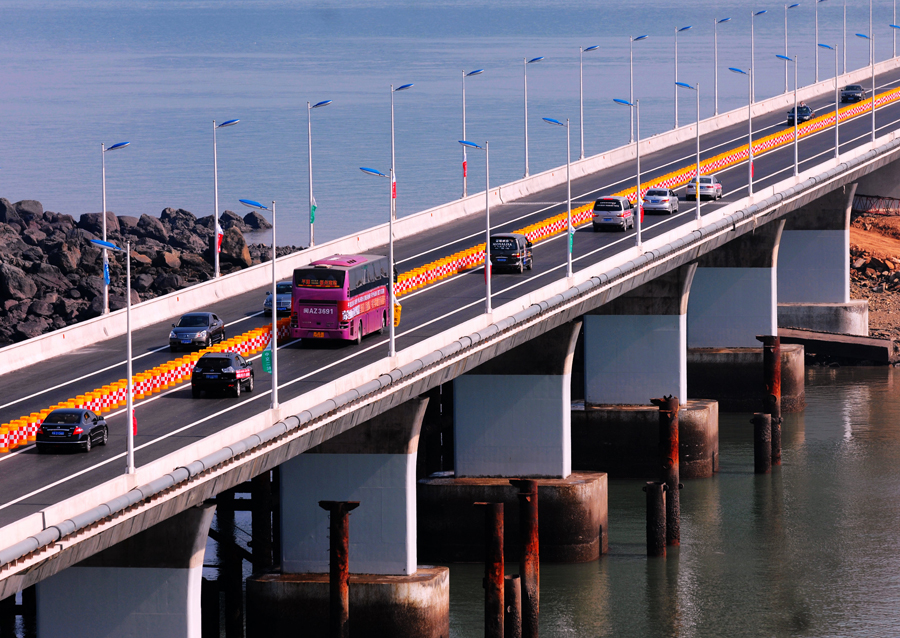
[[191, 351, 255, 398], [169, 312, 226, 352], [36, 409, 109, 453], [786, 103, 814, 125], [840, 84, 866, 102]]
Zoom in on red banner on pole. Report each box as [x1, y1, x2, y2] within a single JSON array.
[[392, 179, 397, 200], [132, 411, 138, 435], [463, 160, 467, 178]]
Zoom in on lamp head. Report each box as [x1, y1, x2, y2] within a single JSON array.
[[466, 69, 485, 76], [717, 17, 733, 23], [754, 9, 768, 15], [217, 119, 240, 128], [678, 25, 693, 32], [459, 140, 483, 150], [359, 167, 388, 178], [675, 81, 696, 90], [105, 142, 130, 152], [776, 54, 794, 62], [729, 66, 750, 75], [583, 45, 600, 52], [311, 100, 333, 109], [542, 117, 565, 126], [527, 56, 544, 64], [633, 34, 649, 41], [613, 98, 635, 107], [394, 83, 414, 92], [90, 239, 123, 252], [239, 199, 268, 210]]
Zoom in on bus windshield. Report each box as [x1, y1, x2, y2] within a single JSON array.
[[293, 269, 345, 289]]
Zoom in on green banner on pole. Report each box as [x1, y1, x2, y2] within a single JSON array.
[[310, 197, 317, 224], [261, 345, 273, 374]]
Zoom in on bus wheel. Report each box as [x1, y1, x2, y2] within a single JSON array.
[[355, 320, 363, 345]]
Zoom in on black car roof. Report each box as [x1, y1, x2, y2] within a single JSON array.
[[46, 408, 88, 415], [182, 312, 213, 317], [491, 232, 525, 239], [199, 351, 240, 360]]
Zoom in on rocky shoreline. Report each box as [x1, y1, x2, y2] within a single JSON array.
[[0, 198, 303, 346]]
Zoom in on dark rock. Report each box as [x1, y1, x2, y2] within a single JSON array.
[[67, 288, 82, 300], [136, 214, 169, 242], [169, 230, 207, 253], [73, 228, 99, 242], [78, 211, 120, 237], [152, 273, 183, 292], [154, 251, 182, 269], [0, 263, 38, 300], [196, 215, 216, 230], [131, 251, 152, 266], [15, 200, 43, 222], [118, 215, 140, 233], [220, 227, 251, 268], [22, 246, 44, 263], [79, 276, 104, 300], [160, 208, 197, 233], [0, 199, 21, 225], [180, 252, 211, 270], [22, 228, 47, 246], [3, 299, 17, 312], [50, 242, 82, 274], [0, 222, 28, 253], [219, 210, 248, 231], [28, 300, 54, 317], [244, 211, 272, 230], [133, 273, 154, 292], [40, 291, 59, 305], [14, 317, 49, 340], [109, 290, 140, 311]]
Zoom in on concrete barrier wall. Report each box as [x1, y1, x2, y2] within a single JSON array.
[[2, 55, 898, 378]]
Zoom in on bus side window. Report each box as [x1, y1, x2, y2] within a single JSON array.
[[366, 263, 376, 283]]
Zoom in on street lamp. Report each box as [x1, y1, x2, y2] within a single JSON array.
[[358, 167, 397, 355], [457, 142, 492, 313], [819, 43, 841, 160], [90, 238, 135, 475], [542, 118, 573, 278], [729, 67, 755, 197], [100, 141, 130, 315], [676, 81, 702, 223], [751, 10, 768, 102], [714, 18, 732, 115], [580, 46, 599, 159], [844, 0, 848, 72], [239, 199, 279, 408], [777, 54, 800, 176], [856, 32, 876, 143], [613, 98, 643, 247], [523, 56, 544, 177], [816, 0, 827, 81], [462, 69, 484, 198], [629, 35, 649, 142], [213, 119, 238, 279], [784, 4, 800, 93], [307, 100, 332, 247], [674, 25, 693, 129], [391, 83, 414, 221]]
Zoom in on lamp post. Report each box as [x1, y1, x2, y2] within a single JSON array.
[[457, 141, 492, 313], [816, 0, 828, 81], [90, 238, 134, 475], [819, 43, 841, 159], [777, 54, 800, 176], [307, 100, 332, 248], [729, 67, 754, 196], [844, 0, 848, 72], [100, 141, 130, 315], [580, 46, 599, 159], [239, 199, 278, 408], [856, 32, 876, 143], [523, 56, 544, 177], [751, 10, 768, 102], [676, 82, 702, 223], [213, 120, 238, 279], [542, 118, 573, 278], [895, 0, 898, 56], [359, 167, 397, 356], [715, 18, 732, 115], [674, 25, 693, 129], [391, 83, 414, 221], [785, 4, 800, 93], [629, 35, 649, 142], [462, 69, 484, 198], [613, 98, 642, 247]]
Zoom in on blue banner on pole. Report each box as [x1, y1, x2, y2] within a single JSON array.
[[103, 261, 110, 286]]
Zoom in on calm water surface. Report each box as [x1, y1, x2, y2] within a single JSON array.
[[447, 366, 900, 637], [0, 0, 890, 246]]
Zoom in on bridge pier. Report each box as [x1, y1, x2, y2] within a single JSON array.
[[36, 504, 216, 638], [687, 219, 805, 412], [246, 398, 449, 638], [573, 264, 719, 479], [777, 184, 868, 335], [418, 321, 608, 563]]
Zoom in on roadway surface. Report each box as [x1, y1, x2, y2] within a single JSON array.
[[2, 67, 899, 528]]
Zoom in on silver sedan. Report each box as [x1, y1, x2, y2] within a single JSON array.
[[642, 188, 679, 214]]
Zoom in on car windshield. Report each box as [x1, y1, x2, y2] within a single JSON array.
[[177, 315, 209, 328], [276, 283, 292, 294], [700, 177, 713, 184], [293, 269, 345, 289], [198, 357, 233, 371], [594, 199, 624, 211], [845, 85, 863, 91], [646, 190, 668, 197], [45, 411, 81, 424], [491, 237, 517, 251]]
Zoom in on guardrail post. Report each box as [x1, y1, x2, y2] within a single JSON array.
[[651, 395, 680, 546], [757, 335, 783, 465], [752, 413, 772, 474], [510, 479, 539, 638], [475, 502, 504, 638], [319, 500, 360, 638], [643, 481, 667, 557]]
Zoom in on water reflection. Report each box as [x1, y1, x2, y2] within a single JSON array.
[[447, 367, 900, 636]]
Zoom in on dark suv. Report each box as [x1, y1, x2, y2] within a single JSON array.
[[191, 351, 254, 398], [490, 233, 533, 273], [786, 103, 814, 125], [840, 84, 865, 102]]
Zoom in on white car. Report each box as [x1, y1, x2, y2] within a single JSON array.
[[685, 175, 723, 201], [643, 188, 679, 215]]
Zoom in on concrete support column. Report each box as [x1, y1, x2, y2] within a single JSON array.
[[453, 321, 582, 478], [778, 183, 868, 335], [584, 264, 696, 406], [688, 219, 785, 347], [36, 504, 216, 638]]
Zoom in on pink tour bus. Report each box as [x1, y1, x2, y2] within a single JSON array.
[[290, 254, 391, 343]]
